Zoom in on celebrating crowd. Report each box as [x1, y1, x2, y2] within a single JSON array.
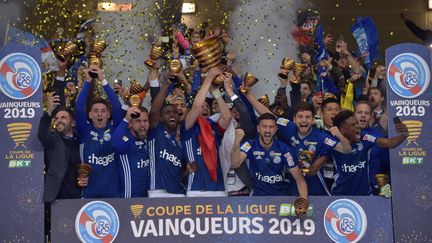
[[38, 19, 409, 210]]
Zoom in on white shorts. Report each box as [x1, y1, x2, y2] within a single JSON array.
[[148, 190, 185, 198], [186, 191, 227, 197]]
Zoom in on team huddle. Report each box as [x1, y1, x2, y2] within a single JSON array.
[[38, 64, 408, 202], [37, 23, 409, 205]]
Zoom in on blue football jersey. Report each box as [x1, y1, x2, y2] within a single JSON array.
[[181, 119, 225, 192], [240, 137, 297, 196], [112, 120, 150, 198], [78, 124, 119, 198], [276, 117, 338, 195], [330, 130, 378, 195], [148, 123, 185, 194], [75, 81, 123, 198]]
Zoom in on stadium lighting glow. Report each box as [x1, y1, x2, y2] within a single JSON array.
[[182, 3, 196, 13], [97, 2, 132, 12]]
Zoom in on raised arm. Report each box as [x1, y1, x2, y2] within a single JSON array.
[[111, 120, 131, 154], [224, 77, 256, 139], [112, 107, 141, 153], [174, 28, 191, 50], [184, 67, 221, 130], [328, 126, 352, 153], [146, 67, 160, 103], [401, 13, 430, 41], [290, 166, 308, 199], [38, 91, 61, 148], [214, 73, 233, 129], [149, 80, 171, 129], [376, 122, 408, 148], [244, 92, 273, 116], [230, 128, 247, 169], [75, 69, 92, 141], [92, 66, 123, 128]]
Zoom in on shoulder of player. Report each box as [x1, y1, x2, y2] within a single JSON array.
[[360, 130, 378, 143], [314, 129, 340, 145], [240, 138, 257, 153], [276, 117, 291, 127]]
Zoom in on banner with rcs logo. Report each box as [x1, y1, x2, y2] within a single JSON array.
[[0, 43, 44, 242], [386, 43, 432, 242]]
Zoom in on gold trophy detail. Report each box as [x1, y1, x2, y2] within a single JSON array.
[[294, 197, 309, 217], [77, 163, 92, 187], [88, 39, 107, 98], [403, 120, 423, 147], [129, 80, 147, 101], [273, 106, 286, 117], [240, 72, 259, 94], [168, 59, 183, 83], [291, 63, 307, 84], [7, 123, 32, 149], [144, 43, 164, 69], [298, 150, 314, 174], [129, 94, 142, 119], [278, 58, 295, 79], [57, 41, 79, 63], [375, 174, 389, 196], [89, 39, 107, 69], [257, 94, 270, 108], [169, 59, 183, 74], [130, 205, 144, 219], [191, 36, 225, 86]]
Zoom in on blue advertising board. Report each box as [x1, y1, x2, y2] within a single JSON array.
[[51, 196, 393, 243], [386, 43, 432, 242], [0, 43, 44, 242]]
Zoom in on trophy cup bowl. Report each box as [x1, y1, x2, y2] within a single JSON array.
[[240, 72, 259, 94], [273, 106, 286, 117], [77, 163, 92, 179], [212, 74, 225, 86], [191, 36, 220, 54], [375, 174, 389, 189], [88, 39, 106, 71], [291, 63, 307, 84], [191, 36, 224, 86], [281, 58, 295, 70], [129, 80, 145, 96], [144, 43, 164, 69], [129, 94, 141, 107], [258, 94, 270, 108], [121, 87, 131, 103], [293, 63, 307, 76], [278, 58, 295, 79], [129, 94, 142, 119], [57, 41, 78, 62], [294, 197, 309, 217], [89, 57, 103, 69], [169, 59, 183, 74], [129, 80, 147, 102], [91, 39, 107, 57]]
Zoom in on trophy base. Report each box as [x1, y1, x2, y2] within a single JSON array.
[[278, 72, 288, 80], [212, 74, 224, 86], [144, 59, 157, 69], [56, 54, 66, 63], [239, 85, 248, 94], [77, 163, 92, 178], [290, 76, 300, 84], [294, 197, 309, 217]]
